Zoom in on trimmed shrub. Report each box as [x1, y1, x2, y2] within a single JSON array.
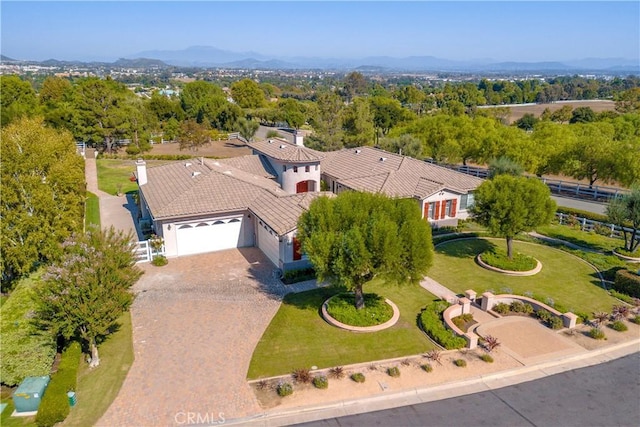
[[548, 316, 564, 330], [588, 327, 606, 340], [419, 301, 466, 350], [351, 372, 366, 383], [1, 274, 56, 387], [631, 315, 640, 325], [35, 342, 81, 427], [151, 255, 168, 267], [493, 302, 510, 315], [479, 354, 494, 363], [537, 309, 553, 323], [510, 301, 533, 314], [453, 359, 467, 367], [312, 375, 328, 389], [452, 313, 474, 330], [326, 292, 393, 327], [276, 381, 293, 397], [282, 267, 316, 285], [481, 249, 537, 271], [556, 207, 608, 224], [421, 363, 433, 373], [610, 320, 628, 332], [613, 270, 640, 298], [387, 366, 400, 377]]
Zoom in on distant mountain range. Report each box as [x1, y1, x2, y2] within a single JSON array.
[[3, 46, 638, 73]]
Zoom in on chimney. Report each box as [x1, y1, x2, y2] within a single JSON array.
[[135, 159, 147, 185], [294, 130, 304, 147]]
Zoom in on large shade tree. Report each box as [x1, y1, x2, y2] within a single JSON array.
[[471, 175, 556, 259], [1, 117, 85, 284], [297, 192, 433, 309], [606, 187, 640, 254], [36, 226, 142, 367]]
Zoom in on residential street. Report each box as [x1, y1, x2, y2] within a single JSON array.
[[301, 352, 640, 427]]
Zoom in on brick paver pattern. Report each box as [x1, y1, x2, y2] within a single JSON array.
[[97, 248, 317, 426]]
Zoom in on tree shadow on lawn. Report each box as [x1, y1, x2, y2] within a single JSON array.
[[437, 238, 497, 259], [281, 285, 348, 312]]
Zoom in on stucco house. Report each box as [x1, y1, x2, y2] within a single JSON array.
[[136, 134, 482, 271]]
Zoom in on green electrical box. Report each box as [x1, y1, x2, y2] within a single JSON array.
[[12, 376, 50, 413]]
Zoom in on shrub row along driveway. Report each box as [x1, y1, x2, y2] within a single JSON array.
[[97, 248, 301, 426]]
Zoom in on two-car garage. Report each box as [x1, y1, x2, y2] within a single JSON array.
[[175, 216, 246, 256]]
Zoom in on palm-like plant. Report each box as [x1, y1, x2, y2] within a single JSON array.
[[483, 335, 501, 352], [611, 305, 630, 321], [592, 311, 610, 325]]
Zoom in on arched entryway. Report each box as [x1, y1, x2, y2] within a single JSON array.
[[296, 180, 315, 193]]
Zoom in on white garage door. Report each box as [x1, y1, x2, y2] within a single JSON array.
[[257, 220, 280, 266], [176, 217, 243, 256]]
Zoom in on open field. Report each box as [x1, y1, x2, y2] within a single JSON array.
[[484, 100, 616, 124], [146, 138, 251, 158]]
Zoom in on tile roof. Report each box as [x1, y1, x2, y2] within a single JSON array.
[[321, 146, 482, 197], [217, 155, 276, 179], [248, 138, 324, 162], [140, 159, 285, 220], [249, 192, 335, 235]]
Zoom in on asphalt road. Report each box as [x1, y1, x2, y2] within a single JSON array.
[[551, 195, 607, 215], [299, 352, 640, 427]]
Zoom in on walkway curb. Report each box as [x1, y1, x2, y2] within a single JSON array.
[[226, 339, 640, 426]]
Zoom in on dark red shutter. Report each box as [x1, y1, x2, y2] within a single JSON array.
[[451, 199, 457, 218], [293, 237, 302, 261]]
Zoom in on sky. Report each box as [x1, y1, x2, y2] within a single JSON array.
[[1, 1, 639, 63]]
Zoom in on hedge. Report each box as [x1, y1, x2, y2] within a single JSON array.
[[0, 274, 56, 386], [556, 207, 608, 223], [613, 269, 640, 298], [419, 300, 466, 350], [35, 342, 82, 427]]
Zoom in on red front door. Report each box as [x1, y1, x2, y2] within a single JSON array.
[[296, 181, 309, 193]]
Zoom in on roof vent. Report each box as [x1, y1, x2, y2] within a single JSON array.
[[185, 162, 192, 167], [380, 157, 387, 162], [355, 149, 361, 154], [279, 144, 287, 149], [191, 171, 201, 177], [268, 139, 273, 143]]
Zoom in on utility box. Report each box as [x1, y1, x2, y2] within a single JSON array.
[[12, 376, 50, 413]]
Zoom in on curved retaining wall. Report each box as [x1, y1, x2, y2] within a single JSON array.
[[476, 254, 542, 276], [321, 296, 400, 333], [441, 292, 578, 349]]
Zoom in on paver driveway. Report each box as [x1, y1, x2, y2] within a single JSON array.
[[97, 248, 300, 426]]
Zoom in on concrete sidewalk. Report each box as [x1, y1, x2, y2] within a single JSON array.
[[229, 340, 640, 426]]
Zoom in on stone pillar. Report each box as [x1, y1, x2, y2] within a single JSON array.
[[464, 289, 477, 302], [459, 297, 471, 314], [464, 333, 478, 349], [562, 312, 578, 329], [481, 292, 495, 312]]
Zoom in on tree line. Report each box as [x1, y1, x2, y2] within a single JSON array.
[[2, 73, 639, 187]]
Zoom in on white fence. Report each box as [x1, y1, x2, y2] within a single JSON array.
[[133, 240, 165, 263], [452, 165, 630, 202], [556, 212, 639, 243]]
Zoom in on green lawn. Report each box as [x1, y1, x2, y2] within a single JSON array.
[[248, 280, 438, 379], [428, 237, 619, 316], [62, 312, 133, 427], [96, 159, 139, 196], [85, 192, 100, 228], [535, 224, 624, 252]]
